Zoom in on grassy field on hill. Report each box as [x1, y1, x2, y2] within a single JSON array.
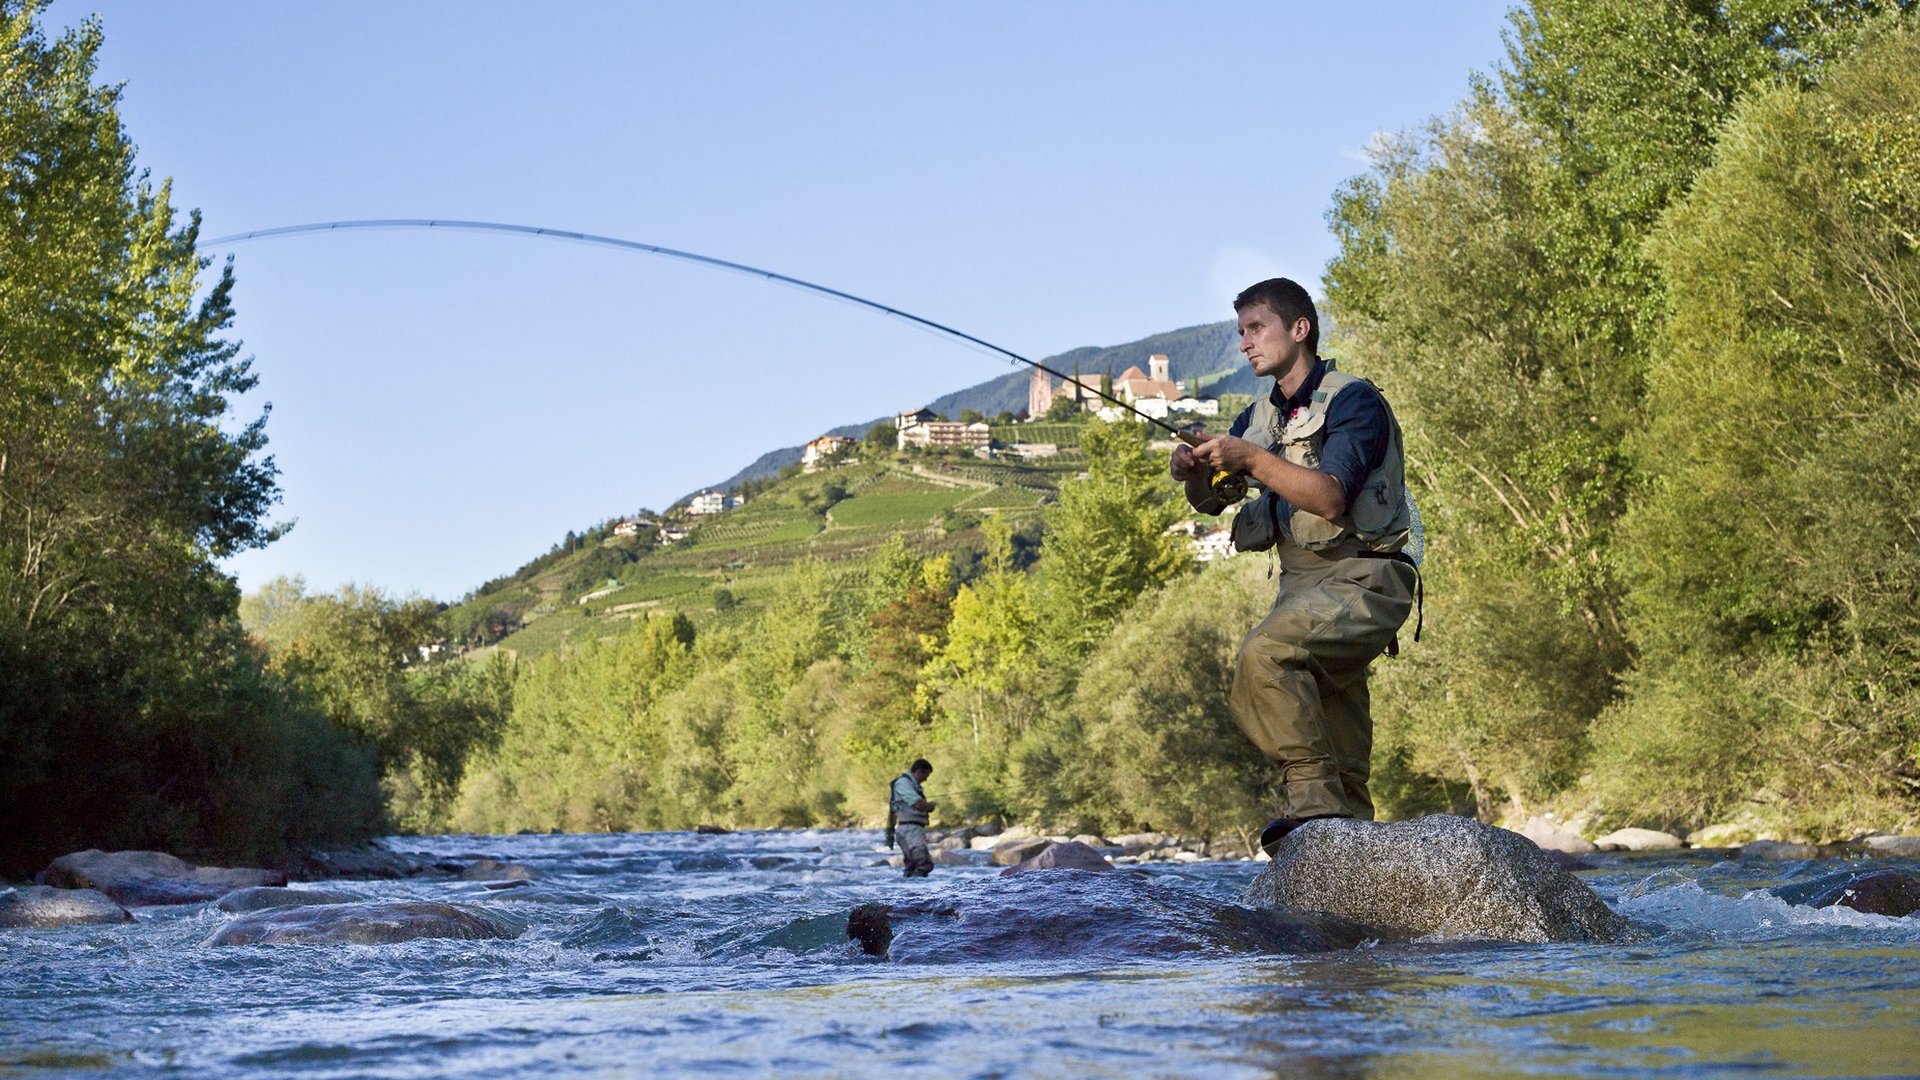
[[456, 445, 1087, 661]]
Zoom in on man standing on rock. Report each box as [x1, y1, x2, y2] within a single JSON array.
[[1170, 278, 1420, 856], [889, 759, 937, 877]]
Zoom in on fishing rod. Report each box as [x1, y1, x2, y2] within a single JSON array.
[[205, 218, 1247, 499]]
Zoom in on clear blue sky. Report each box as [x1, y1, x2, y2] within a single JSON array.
[[46, 1, 1514, 601]]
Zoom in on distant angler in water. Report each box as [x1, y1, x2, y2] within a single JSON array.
[[887, 759, 937, 878]]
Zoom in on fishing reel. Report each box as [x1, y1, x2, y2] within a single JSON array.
[[1176, 430, 1251, 505], [1209, 470, 1250, 504]]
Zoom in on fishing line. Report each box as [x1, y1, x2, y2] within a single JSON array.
[[203, 218, 1203, 442]]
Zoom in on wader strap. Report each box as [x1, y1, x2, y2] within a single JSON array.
[[1353, 550, 1422, 657]]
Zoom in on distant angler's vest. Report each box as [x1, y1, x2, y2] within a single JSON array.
[[1230, 364, 1415, 556]]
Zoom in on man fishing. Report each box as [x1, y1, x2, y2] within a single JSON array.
[[887, 758, 937, 878], [1170, 278, 1419, 857]]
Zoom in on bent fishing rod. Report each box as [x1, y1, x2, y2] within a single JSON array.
[[204, 219, 1242, 492]]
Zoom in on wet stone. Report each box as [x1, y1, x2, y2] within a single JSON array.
[[0, 886, 133, 928], [1773, 870, 1920, 918], [1248, 815, 1630, 944], [1741, 839, 1828, 861], [208, 900, 525, 946], [1000, 841, 1116, 877], [37, 850, 284, 906], [458, 858, 540, 882], [216, 886, 362, 913]]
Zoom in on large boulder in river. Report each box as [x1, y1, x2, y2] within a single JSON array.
[[37, 850, 283, 906], [0, 886, 133, 928], [999, 841, 1115, 876], [208, 900, 525, 946], [1246, 815, 1630, 943]]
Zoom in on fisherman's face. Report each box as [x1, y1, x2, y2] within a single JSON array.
[[1237, 302, 1309, 380]]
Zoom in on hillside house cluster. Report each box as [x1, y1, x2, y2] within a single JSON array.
[[1170, 518, 1239, 562], [688, 490, 744, 515], [898, 420, 990, 453], [802, 434, 857, 471], [1028, 354, 1219, 421]]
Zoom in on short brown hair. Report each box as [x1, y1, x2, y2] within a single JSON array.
[[1234, 278, 1319, 353]]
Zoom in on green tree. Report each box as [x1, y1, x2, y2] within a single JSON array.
[[1036, 418, 1188, 662], [0, 2, 377, 873], [1592, 24, 1920, 836]]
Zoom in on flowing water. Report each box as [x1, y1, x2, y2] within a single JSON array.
[[4, 829, 1919, 1078]]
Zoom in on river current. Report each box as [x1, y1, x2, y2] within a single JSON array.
[[4, 828, 1918, 1078]]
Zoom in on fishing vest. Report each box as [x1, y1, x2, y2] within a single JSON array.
[[1230, 363, 1415, 556], [890, 773, 928, 826]]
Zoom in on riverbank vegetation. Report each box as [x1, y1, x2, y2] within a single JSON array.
[[0, 3, 384, 876]]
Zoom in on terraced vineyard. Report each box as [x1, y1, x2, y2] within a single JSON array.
[[468, 456, 1062, 661]]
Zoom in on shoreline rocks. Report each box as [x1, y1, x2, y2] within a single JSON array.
[[1248, 815, 1630, 943], [37, 850, 283, 906], [0, 886, 133, 928]]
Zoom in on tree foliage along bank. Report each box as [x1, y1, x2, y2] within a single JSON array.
[[1328, 2, 1919, 835], [0, 2, 385, 876]]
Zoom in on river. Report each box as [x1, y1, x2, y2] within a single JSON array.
[[4, 828, 1918, 1077]]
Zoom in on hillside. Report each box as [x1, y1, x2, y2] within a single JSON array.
[[440, 442, 1086, 661], [697, 320, 1241, 496]]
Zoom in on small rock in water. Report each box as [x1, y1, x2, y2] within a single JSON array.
[[847, 902, 893, 957], [1248, 815, 1630, 944], [1741, 839, 1827, 861], [999, 841, 1115, 876], [694, 824, 731, 835], [990, 837, 1053, 866], [208, 900, 525, 946], [1773, 870, 1920, 918], [458, 858, 539, 882], [1861, 835, 1920, 858], [283, 842, 437, 881], [750, 855, 798, 870], [37, 850, 283, 906], [0, 886, 133, 928], [216, 886, 361, 913], [1515, 816, 1597, 854], [1109, 832, 1176, 856], [1591, 828, 1683, 852]]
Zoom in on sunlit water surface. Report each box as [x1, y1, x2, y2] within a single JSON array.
[[4, 830, 1918, 1077]]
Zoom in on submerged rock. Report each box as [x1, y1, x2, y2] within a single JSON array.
[[208, 900, 525, 946], [458, 858, 539, 882], [999, 841, 1115, 876], [1247, 815, 1630, 944], [282, 843, 438, 881], [846, 872, 1371, 962], [1772, 870, 1920, 918], [0, 886, 133, 928], [37, 850, 283, 906], [216, 886, 362, 913], [1740, 839, 1827, 861]]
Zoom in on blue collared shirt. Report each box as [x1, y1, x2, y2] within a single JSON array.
[[1227, 357, 1391, 521]]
